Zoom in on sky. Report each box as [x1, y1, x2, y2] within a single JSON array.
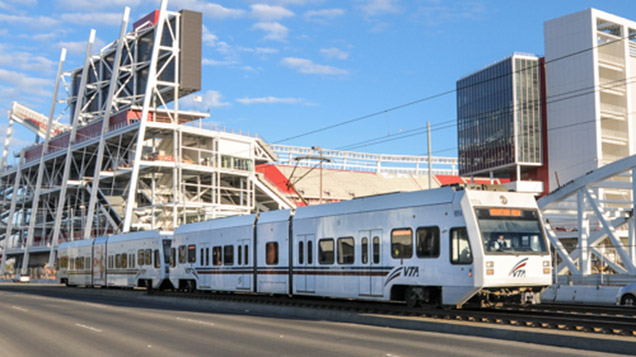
[[1, 0, 636, 166]]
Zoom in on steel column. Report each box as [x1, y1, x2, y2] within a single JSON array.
[[22, 48, 67, 274], [123, 0, 168, 232], [84, 7, 130, 239], [1, 117, 13, 170], [47, 31, 95, 268], [0, 151, 24, 277], [577, 190, 591, 275]]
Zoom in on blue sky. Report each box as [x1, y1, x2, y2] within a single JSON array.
[[1, 0, 635, 165]]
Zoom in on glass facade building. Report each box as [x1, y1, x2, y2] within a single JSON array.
[[457, 54, 542, 177]]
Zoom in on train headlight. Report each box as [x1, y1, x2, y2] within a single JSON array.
[[486, 261, 494, 268], [486, 268, 494, 275], [543, 267, 551, 274], [543, 261, 550, 267]]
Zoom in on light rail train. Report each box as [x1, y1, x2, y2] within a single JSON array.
[[57, 185, 552, 308]]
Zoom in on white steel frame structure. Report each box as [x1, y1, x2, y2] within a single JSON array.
[[270, 144, 458, 176], [538, 155, 636, 284], [0, 1, 291, 278]]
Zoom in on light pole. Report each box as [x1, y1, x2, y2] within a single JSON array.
[[312, 146, 323, 204]]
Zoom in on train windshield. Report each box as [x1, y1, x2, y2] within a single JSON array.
[[476, 208, 547, 254]]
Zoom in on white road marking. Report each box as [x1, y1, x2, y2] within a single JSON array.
[[84, 302, 109, 309], [176, 316, 215, 327], [12, 306, 28, 312], [75, 323, 102, 333]]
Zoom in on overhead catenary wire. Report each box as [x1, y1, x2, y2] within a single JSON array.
[[273, 31, 635, 146]]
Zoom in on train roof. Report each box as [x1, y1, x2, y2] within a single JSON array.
[[58, 238, 94, 249], [258, 209, 292, 224], [175, 214, 257, 235], [107, 230, 165, 243], [293, 186, 459, 221]]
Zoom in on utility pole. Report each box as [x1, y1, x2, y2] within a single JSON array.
[[427, 122, 432, 189], [312, 146, 324, 204]]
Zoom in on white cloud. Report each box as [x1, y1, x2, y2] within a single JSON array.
[[202, 25, 232, 55], [181, 90, 230, 109], [0, 49, 56, 73], [251, 4, 294, 21], [202, 58, 239, 66], [0, 69, 52, 97], [0, 13, 59, 27], [169, 0, 245, 19], [304, 8, 345, 21], [253, 22, 288, 42], [56, 0, 141, 10], [281, 57, 348, 75], [60, 12, 123, 26], [236, 96, 305, 105], [358, 0, 401, 17], [238, 46, 279, 56], [320, 47, 348, 60], [413, 1, 486, 26], [57, 37, 106, 55]]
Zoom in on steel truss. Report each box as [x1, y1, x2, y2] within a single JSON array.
[[0, 0, 291, 278], [538, 155, 636, 284]]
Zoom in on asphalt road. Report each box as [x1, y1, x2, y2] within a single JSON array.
[[0, 284, 625, 356]]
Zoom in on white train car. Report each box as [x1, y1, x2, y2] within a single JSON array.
[[57, 239, 93, 287], [165, 185, 551, 307], [170, 215, 256, 292], [255, 209, 292, 295], [291, 185, 551, 307], [56, 230, 171, 289]]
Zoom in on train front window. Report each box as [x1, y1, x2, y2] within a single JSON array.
[[476, 208, 547, 254]]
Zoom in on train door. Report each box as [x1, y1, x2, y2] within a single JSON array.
[[237, 239, 251, 290], [359, 230, 383, 296], [92, 237, 107, 286], [199, 243, 211, 289], [296, 234, 315, 293]]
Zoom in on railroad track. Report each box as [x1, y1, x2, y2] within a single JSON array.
[[147, 290, 636, 337]]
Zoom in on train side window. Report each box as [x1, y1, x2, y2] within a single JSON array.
[[373, 237, 380, 264], [361, 237, 368, 264], [205, 248, 210, 266], [108, 256, 113, 269], [122, 253, 127, 268], [178, 245, 186, 264], [187, 245, 196, 263], [200, 248, 204, 266], [154, 250, 160, 268], [416, 226, 440, 258], [224, 245, 234, 266], [213, 246, 222, 266], [266, 242, 278, 265], [86, 257, 91, 269], [244, 244, 248, 265], [298, 241, 304, 264], [391, 228, 413, 259], [238, 245, 242, 265], [115, 254, 121, 268], [145, 249, 152, 265], [170, 248, 176, 267], [131, 254, 135, 268], [308, 240, 313, 265], [450, 227, 472, 265], [137, 250, 144, 266], [318, 239, 334, 265], [61, 256, 68, 269], [337, 237, 355, 265]]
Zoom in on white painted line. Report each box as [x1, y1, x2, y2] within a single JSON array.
[[75, 323, 102, 333], [12, 306, 28, 312], [176, 316, 215, 327], [84, 302, 109, 309]]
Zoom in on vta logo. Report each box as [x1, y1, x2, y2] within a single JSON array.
[[404, 266, 419, 278], [509, 258, 528, 278]]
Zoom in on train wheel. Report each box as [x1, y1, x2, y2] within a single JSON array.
[[621, 294, 636, 306], [405, 286, 424, 308]]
